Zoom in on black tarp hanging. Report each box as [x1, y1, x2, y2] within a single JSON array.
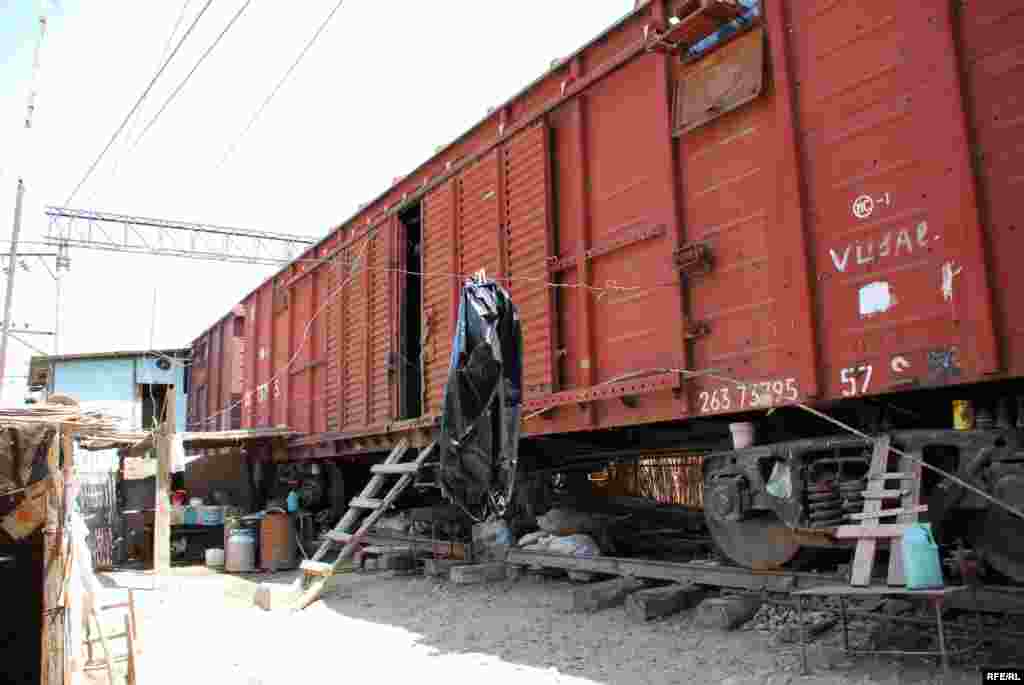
[[438, 278, 523, 522]]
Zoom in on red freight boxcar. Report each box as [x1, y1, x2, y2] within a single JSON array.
[[189, 0, 1024, 579]]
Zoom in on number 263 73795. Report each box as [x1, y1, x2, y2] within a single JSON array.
[[698, 379, 799, 414]]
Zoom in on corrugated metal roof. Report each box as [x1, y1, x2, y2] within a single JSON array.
[[30, 348, 190, 364]]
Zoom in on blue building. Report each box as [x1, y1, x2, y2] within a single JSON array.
[[27, 349, 190, 435]]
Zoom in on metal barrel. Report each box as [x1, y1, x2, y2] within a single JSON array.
[[225, 518, 259, 573], [260, 510, 297, 571]]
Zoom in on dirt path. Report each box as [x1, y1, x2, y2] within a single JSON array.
[[89, 567, 993, 685]]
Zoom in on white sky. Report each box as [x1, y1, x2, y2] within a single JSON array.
[[0, 0, 634, 400]]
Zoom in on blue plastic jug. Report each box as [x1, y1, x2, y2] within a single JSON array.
[[902, 523, 944, 590], [286, 491, 299, 513]]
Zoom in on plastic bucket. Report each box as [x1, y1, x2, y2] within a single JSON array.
[[902, 523, 944, 590], [729, 422, 756, 449]]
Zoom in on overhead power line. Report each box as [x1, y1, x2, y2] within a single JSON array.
[[63, 0, 215, 207], [162, 0, 195, 61], [9, 332, 50, 357], [86, 0, 199, 207], [218, 0, 347, 168], [134, 0, 254, 147]]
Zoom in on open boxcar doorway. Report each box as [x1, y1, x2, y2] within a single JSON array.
[[399, 202, 424, 420]]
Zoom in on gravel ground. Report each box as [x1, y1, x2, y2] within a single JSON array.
[[83, 566, 1015, 685]]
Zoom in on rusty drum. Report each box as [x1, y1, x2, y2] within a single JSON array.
[[260, 510, 296, 571]]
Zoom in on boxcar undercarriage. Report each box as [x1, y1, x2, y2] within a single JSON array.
[[511, 381, 1024, 586]]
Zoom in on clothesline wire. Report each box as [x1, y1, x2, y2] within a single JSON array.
[[134, 244, 1024, 522]]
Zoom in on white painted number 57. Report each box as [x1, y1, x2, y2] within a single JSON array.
[[840, 364, 873, 397]]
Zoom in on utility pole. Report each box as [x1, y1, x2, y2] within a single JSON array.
[[0, 179, 27, 401], [154, 385, 176, 585]]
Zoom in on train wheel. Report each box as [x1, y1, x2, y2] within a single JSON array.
[[706, 511, 803, 570], [971, 469, 1024, 583]]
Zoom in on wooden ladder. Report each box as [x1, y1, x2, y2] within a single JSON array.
[[83, 591, 140, 684], [837, 435, 927, 586], [292, 439, 437, 609]]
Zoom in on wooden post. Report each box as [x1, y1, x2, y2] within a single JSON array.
[[61, 426, 75, 685], [154, 385, 175, 582], [41, 429, 65, 685]]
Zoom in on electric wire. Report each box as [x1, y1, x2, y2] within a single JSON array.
[[82, 0, 196, 207], [215, 0, 347, 169], [162, 0, 195, 62], [9, 331, 50, 356], [157, 239, 1024, 523], [63, 0, 215, 207], [133, 0, 254, 147], [179, 234, 372, 430], [154, 259, 655, 373]]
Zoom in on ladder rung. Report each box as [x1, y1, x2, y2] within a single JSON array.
[[371, 463, 420, 475], [869, 472, 912, 480], [861, 489, 910, 499], [329, 531, 353, 543], [847, 504, 927, 521], [350, 497, 383, 510], [300, 560, 335, 576], [834, 524, 909, 540]]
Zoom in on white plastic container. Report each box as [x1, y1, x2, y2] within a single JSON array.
[[205, 547, 225, 568], [729, 422, 756, 449]]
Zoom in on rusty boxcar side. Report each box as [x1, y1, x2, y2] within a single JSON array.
[[187, 0, 1024, 459], [188, 306, 245, 432]]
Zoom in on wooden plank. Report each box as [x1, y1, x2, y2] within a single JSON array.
[[869, 472, 912, 481], [508, 549, 841, 592], [847, 505, 927, 521], [154, 385, 175, 581], [860, 489, 910, 499], [349, 497, 383, 510], [833, 524, 909, 540], [625, 583, 706, 622], [370, 463, 420, 475], [851, 435, 891, 586], [300, 560, 335, 576], [888, 452, 923, 586]]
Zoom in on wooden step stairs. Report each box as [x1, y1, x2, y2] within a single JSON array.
[[289, 439, 437, 610], [834, 435, 926, 587]]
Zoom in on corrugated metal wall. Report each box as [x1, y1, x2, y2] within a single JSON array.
[[422, 181, 457, 416], [505, 124, 557, 399], [187, 0, 1024, 451]]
